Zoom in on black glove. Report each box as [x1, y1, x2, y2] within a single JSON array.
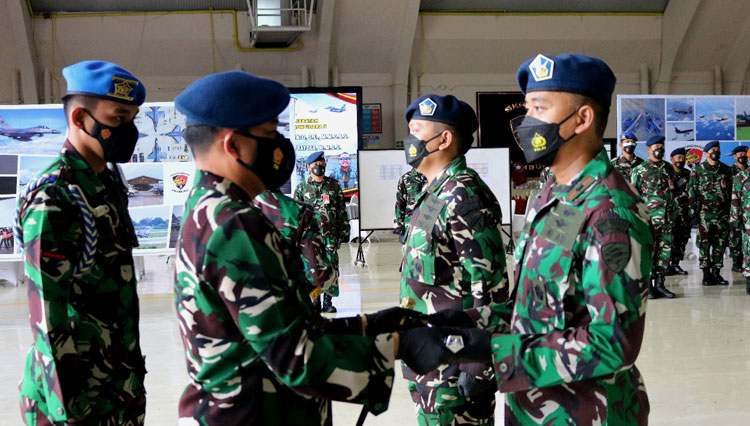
[[457, 369, 494, 398], [365, 307, 427, 335], [427, 308, 475, 328], [444, 328, 493, 363], [323, 316, 363, 335], [398, 232, 407, 245], [397, 327, 455, 375]]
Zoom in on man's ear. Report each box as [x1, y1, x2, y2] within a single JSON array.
[[438, 129, 454, 151], [574, 104, 595, 134], [70, 107, 86, 129], [221, 130, 240, 160]]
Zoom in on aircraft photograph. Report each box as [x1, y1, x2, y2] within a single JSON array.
[[129, 205, 170, 249], [667, 123, 695, 141], [736, 97, 750, 139], [0, 117, 61, 141], [121, 163, 164, 207], [696, 97, 734, 140], [667, 98, 695, 121], [619, 97, 665, 140], [325, 103, 347, 113]]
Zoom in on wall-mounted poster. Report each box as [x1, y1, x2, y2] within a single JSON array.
[[617, 95, 750, 169]]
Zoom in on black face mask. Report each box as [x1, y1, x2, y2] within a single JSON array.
[[512, 109, 578, 166], [82, 110, 139, 163], [623, 145, 636, 155], [404, 133, 441, 169], [311, 164, 326, 177], [674, 161, 685, 169], [737, 155, 747, 165], [235, 131, 295, 191], [709, 151, 721, 161], [652, 148, 665, 160]]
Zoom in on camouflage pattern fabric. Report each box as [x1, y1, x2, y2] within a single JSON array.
[[394, 168, 427, 237], [670, 166, 692, 263], [688, 161, 733, 268], [537, 167, 552, 189], [464, 149, 652, 425], [253, 190, 337, 293], [174, 170, 395, 425], [631, 159, 676, 275], [407, 381, 495, 426], [17, 141, 145, 425], [729, 163, 747, 264], [400, 155, 507, 424], [295, 176, 349, 297], [611, 154, 645, 181], [731, 169, 750, 277]]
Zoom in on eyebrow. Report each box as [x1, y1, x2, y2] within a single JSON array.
[[114, 107, 135, 114], [526, 95, 550, 104]]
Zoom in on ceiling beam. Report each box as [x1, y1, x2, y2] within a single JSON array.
[[392, 0, 420, 141], [652, 0, 701, 94], [8, 0, 40, 103], [723, 16, 750, 94], [313, 0, 334, 86]]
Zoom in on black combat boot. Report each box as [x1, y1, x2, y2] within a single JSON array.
[[702, 268, 717, 286], [746, 277, 750, 295], [648, 279, 660, 300], [322, 294, 337, 313], [652, 275, 676, 299], [670, 261, 689, 275], [712, 267, 729, 285], [312, 296, 322, 314], [732, 258, 743, 273]]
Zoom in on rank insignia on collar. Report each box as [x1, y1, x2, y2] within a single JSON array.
[[108, 76, 139, 101], [529, 54, 554, 82], [419, 98, 437, 116]]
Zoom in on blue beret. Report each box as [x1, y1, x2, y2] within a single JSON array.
[[670, 147, 686, 157], [405, 94, 478, 135], [645, 135, 665, 147], [517, 54, 616, 106], [621, 132, 637, 142], [176, 71, 289, 129], [704, 141, 719, 151], [63, 60, 145, 105], [728, 146, 748, 155], [306, 151, 325, 165]]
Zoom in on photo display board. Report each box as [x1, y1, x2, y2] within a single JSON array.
[[358, 148, 512, 230], [617, 95, 750, 167]]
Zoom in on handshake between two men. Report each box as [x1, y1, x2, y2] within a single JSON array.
[[324, 307, 495, 396]]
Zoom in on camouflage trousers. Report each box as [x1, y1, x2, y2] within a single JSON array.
[[743, 227, 750, 278], [20, 392, 146, 426], [325, 249, 340, 297], [697, 211, 729, 269], [730, 223, 744, 263], [407, 381, 495, 426], [670, 216, 691, 263], [651, 222, 672, 276]]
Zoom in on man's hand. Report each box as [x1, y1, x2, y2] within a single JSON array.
[[397, 327, 454, 375], [365, 307, 427, 335], [427, 308, 475, 328]]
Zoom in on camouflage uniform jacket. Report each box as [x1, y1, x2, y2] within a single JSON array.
[[394, 168, 427, 236], [611, 154, 644, 181], [175, 170, 395, 425], [688, 161, 733, 218], [254, 190, 337, 292], [295, 176, 350, 248], [630, 159, 677, 223], [18, 141, 144, 423], [672, 166, 691, 224], [467, 149, 653, 424], [400, 155, 508, 385], [731, 163, 746, 177], [730, 168, 750, 227]]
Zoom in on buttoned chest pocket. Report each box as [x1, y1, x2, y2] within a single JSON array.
[[92, 203, 127, 256], [405, 194, 446, 286]]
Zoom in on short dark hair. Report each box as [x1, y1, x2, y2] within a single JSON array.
[[434, 122, 473, 155], [62, 95, 99, 121], [570, 94, 609, 137], [183, 125, 219, 155]]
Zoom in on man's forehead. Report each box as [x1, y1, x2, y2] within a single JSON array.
[[524, 91, 570, 104]]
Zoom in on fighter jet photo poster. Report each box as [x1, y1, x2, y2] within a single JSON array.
[[617, 95, 750, 168], [0, 102, 195, 258]]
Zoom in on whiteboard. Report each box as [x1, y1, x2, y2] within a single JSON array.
[[357, 148, 511, 230]]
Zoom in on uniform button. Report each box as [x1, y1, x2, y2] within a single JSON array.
[[57, 407, 64, 415], [498, 363, 508, 373]]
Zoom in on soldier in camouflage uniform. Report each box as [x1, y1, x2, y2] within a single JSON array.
[[17, 61, 147, 425], [730, 166, 750, 293], [668, 147, 691, 275], [172, 70, 442, 426], [631, 135, 677, 298], [688, 141, 733, 286], [295, 151, 349, 312], [253, 190, 338, 297], [401, 53, 653, 426], [400, 94, 508, 425], [393, 167, 427, 244], [728, 146, 748, 272], [611, 131, 644, 180]]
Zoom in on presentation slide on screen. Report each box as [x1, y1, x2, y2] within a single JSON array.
[[617, 95, 750, 168]]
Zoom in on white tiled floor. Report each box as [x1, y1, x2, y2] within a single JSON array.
[[1, 233, 749, 425]]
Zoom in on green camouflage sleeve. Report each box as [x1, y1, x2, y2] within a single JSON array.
[[298, 207, 338, 291], [293, 183, 304, 203], [394, 176, 408, 235], [20, 185, 92, 421], [333, 180, 349, 242], [200, 213, 394, 410], [490, 206, 651, 392], [688, 169, 698, 219], [629, 165, 643, 196], [731, 173, 742, 225]]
